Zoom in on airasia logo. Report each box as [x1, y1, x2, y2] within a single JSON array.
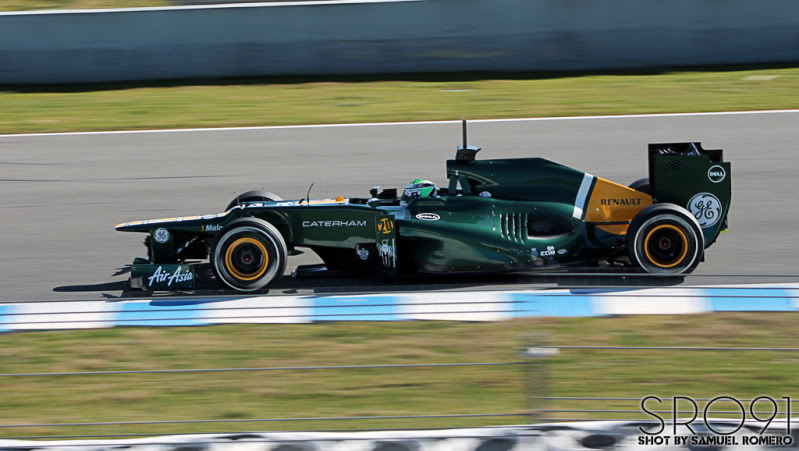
[[147, 266, 193, 287]]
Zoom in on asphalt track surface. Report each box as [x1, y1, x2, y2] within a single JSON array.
[[2, 111, 798, 302]]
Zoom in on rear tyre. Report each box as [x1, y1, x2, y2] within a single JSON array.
[[211, 218, 287, 292], [627, 204, 704, 274], [225, 190, 282, 211], [629, 178, 651, 195]]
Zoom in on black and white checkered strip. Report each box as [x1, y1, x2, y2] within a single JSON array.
[[1, 421, 796, 450], [0, 427, 535, 451]]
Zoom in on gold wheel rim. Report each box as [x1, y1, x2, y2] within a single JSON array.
[[643, 224, 689, 268], [224, 237, 269, 281]]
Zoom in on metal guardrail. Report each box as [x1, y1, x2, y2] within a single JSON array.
[[0, 413, 528, 429], [542, 345, 799, 351], [0, 361, 528, 377], [540, 396, 799, 402], [541, 409, 796, 414]]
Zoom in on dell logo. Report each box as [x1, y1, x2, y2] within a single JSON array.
[[708, 165, 726, 183]]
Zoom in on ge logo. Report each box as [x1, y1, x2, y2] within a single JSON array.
[[377, 217, 394, 235], [153, 228, 170, 244], [687, 193, 722, 228]]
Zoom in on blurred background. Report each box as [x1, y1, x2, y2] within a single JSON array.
[[1, 0, 798, 449]]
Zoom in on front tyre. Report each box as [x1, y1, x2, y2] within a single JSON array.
[[627, 204, 704, 274], [211, 218, 287, 292]]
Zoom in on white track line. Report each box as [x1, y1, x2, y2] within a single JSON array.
[[0, 0, 418, 16], [1, 109, 798, 139]]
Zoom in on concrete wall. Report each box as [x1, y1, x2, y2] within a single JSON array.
[[1, 0, 798, 84]]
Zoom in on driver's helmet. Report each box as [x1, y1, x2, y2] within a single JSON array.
[[401, 179, 438, 206]]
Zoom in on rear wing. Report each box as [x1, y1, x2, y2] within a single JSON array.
[[648, 142, 731, 247]]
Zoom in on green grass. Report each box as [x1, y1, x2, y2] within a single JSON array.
[[1, 313, 797, 438], [1, 66, 799, 134]]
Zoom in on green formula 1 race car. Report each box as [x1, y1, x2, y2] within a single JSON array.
[[116, 122, 731, 292]]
